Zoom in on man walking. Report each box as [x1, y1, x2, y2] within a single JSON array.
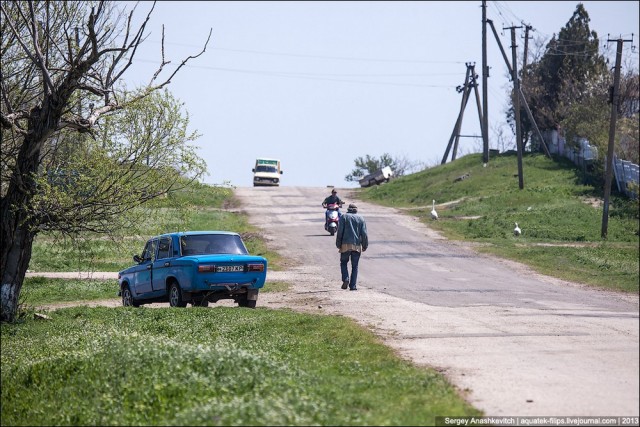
[[336, 203, 368, 291]]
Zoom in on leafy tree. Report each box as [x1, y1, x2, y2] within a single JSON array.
[[32, 89, 206, 234], [509, 3, 639, 197], [0, 1, 210, 322], [344, 153, 422, 182], [615, 70, 640, 164], [516, 4, 609, 140], [517, 4, 639, 168]]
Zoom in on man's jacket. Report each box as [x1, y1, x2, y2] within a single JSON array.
[[323, 195, 343, 206], [336, 213, 368, 251]]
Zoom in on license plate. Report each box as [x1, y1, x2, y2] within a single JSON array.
[[216, 265, 244, 273]]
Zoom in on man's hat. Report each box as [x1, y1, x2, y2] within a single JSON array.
[[347, 203, 358, 213], [331, 189, 337, 194]]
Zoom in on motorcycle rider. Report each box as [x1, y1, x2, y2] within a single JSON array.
[[322, 189, 344, 229]]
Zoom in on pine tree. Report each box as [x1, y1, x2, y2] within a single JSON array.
[[517, 4, 608, 137]]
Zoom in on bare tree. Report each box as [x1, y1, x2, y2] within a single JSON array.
[[0, 1, 211, 322]]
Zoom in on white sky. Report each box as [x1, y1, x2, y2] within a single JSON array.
[[121, 1, 639, 188]]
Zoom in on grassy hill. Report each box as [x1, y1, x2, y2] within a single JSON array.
[[358, 152, 639, 293], [9, 153, 636, 425], [8, 181, 483, 426]]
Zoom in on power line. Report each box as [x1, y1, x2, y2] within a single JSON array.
[[134, 58, 460, 88], [211, 46, 465, 65], [133, 37, 466, 65]]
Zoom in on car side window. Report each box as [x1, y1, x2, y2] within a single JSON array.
[[180, 237, 191, 256], [157, 237, 172, 260], [141, 239, 158, 262]]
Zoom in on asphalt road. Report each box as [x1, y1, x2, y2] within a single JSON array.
[[235, 185, 640, 418]]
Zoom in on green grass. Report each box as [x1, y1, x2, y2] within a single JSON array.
[[29, 184, 284, 272], [1, 307, 481, 426], [149, 180, 237, 209], [20, 277, 118, 305], [20, 277, 292, 306], [360, 152, 639, 293], [482, 242, 639, 292], [11, 151, 637, 427]]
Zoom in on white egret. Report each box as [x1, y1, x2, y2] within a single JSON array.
[[514, 222, 522, 236]]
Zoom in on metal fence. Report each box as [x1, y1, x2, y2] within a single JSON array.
[[613, 158, 639, 199], [541, 130, 639, 199]]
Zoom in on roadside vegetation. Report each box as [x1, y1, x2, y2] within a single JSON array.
[[9, 154, 637, 426], [20, 277, 116, 305], [4, 3, 636, 424], [25, 182, 289, 305], [2, 307, 481, 426], [20, 276, 290, 307], [359, 152, 639, 293], [8, 181, 484, 425], [29, 182, 284, 273]]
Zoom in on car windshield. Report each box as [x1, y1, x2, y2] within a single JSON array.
[[180, 234, 248, 256], [256, 165, 277, 173]]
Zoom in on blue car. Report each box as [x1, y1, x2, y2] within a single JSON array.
[[118, 231, 267, 308]]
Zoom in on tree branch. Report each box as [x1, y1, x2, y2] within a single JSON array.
[[26, 2, 55, 93], [149, 27, 212, 92]]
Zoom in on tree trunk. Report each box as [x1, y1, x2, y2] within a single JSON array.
[[1, 133, 44, 323], [1, 229, 35, 322]]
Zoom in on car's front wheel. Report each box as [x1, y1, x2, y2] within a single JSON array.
[[121, 285, 139, 307], [168, 281, 187, 307]]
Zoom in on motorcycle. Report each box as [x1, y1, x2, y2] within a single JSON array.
[[323, 202, 343, 236]]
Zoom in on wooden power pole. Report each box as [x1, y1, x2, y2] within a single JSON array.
[[481, 0, 489, 163], [601, 36, 632, 238], [441, 63, 484, 164], [507, 25, 524, 189]]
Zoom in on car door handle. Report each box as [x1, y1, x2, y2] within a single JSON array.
[[164, 262, 170, 267], [146, 265, 151, 270]]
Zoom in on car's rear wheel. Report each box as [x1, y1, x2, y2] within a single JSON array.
[[168, 281, 187, 307], [121, 285, 139, 307], [237, 290, 258, 309]]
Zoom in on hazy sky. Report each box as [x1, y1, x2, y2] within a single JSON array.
[[122, 1, 639, 188]]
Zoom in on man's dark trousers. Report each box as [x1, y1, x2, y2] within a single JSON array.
[[340, 250, 361, 290]]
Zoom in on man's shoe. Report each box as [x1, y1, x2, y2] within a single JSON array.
[[341, 280, 349, 289], [349, 287, 358, 291]]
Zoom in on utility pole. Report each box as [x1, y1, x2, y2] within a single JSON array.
[[601, 36, 632, 238], [522, 23, 533, 82], [453, 64, 483, 161], [507, 25, 524, 189], [442, 66, 472, 164], [441, 63, 484, 164], [488, 20, 551, 159], [518, 88, 551, 157], [471, 64, 484, 145], [481, 0, 489, 163], [488, 20, 513, 75], [451, 78, 471, 162]]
